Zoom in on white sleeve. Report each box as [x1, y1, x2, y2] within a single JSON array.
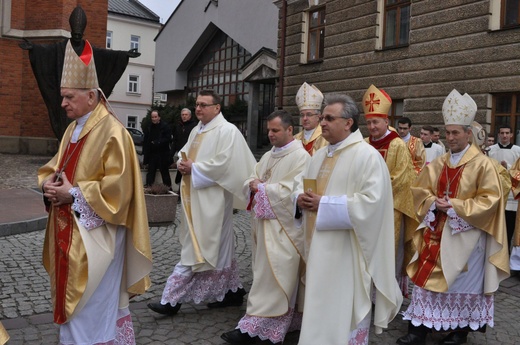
[[191, 164, 218, 189], [316, 195, 352, 231]]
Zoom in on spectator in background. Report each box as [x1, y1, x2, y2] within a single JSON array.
[[432, 127, 446, 152], [143, 110, 172, 189], [172, 108, 198, 186], [420, 125, 444, 165], [397, 117, 426, 174]]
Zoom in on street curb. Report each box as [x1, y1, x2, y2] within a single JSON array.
[[0, 216, 48, 237]]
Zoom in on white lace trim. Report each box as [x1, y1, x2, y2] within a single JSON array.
[[161, 258, 242, 305], [253, 184, 276, 219], [402, 285, 494, 331], [70, 187, 105, 230], [447, 208, 473, 234], [237, 308, 301, 343], [114, 313, 135, 345], [424, 204, 436, 231]]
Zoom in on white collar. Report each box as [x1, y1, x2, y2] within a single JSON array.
[[327, 137, 348, 157], [371, 129, 391, 141], [72, 111, 92, 143], [273, 139, 295, 153], [401, 133, 411, 143], [449, 144, 470, 165]]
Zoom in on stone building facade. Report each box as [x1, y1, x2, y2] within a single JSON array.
[[0, 0, 108, 154], [276, 0, 520, 142]]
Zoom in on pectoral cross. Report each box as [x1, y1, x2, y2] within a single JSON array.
[[444, 181, 452, 197]]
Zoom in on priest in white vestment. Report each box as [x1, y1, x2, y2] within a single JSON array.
[[397, 90, 510, 345], [148, 89, 257, 315], [295, 94, 402, 345], [221, 110, 310, 344]]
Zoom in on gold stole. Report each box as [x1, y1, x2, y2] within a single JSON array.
[[305, 153, 341, 249], [410, 164, 465, 291], [181, 133, 206, 264], [408, 137, 421, 174]]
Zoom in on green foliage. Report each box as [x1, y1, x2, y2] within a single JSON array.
[[141, 104, 184, 133], [222, 98, 248, 119]]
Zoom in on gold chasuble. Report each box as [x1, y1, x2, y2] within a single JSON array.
[[407, 136, 426, 174], [296, 130, 402, 344], [178, 113, 256, 272], [409, 145, 509, 293], [294, 126, 328, 156], [367, 132, 418, 271], [0, 322, 8, 345], [38, 102, 152, 324]]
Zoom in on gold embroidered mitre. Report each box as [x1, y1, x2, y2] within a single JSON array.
[[61, 40, 99, 89], [362, 84, 392, 118], [295, 82, 323, 111], [442, 89, 476, 126]]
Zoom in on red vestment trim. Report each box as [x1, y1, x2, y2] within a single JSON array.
[[53, 133, 90, 324], [368, 131, 400, 160], [411, 163, 465, 288], [303, 140, 315, 155]]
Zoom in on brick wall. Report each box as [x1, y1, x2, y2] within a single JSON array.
[[0, 0, 108, 145]]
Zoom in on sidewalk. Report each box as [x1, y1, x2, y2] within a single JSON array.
[[1, 153, 520, 344]]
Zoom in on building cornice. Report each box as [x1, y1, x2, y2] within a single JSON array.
[[1, 0, 70, 39]]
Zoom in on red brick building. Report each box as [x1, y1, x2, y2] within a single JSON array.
[[0, 0, 108, 154]]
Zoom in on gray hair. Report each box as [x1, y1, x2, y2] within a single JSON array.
[[181, 108, 191, 115], [323, 93, 360, 131]]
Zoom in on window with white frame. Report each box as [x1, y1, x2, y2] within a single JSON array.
[[106, 31, 113, 49], [489, 1, 520, 32], [127, 116, 137, 128], [128, 75, 140, 94], [130, 35, 140, 52]]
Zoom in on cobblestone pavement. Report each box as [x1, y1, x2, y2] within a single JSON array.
[[1, 154, 520, 344]]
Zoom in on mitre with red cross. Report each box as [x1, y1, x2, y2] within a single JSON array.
[[61, 40, 99, 89], [295, 82, 323, 111], [442, 89, 477, 126], [362, 84, 392, 118]]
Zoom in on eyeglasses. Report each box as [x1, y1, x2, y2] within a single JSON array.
[[195, 103, 217, 109], [319, 115, 346, 122], [299, 112, 319, 118]]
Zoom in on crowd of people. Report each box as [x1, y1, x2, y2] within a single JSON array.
[[1, 35, 517, 345]]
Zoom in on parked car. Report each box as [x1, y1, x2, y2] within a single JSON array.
[[127, 128, 144, 146]]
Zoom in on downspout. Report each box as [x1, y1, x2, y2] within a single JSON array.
[[277, 0, 287, 109]]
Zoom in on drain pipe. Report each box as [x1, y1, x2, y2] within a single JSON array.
[[277, 0, 287, 109]]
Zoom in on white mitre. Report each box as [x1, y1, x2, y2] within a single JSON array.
[[442, 89, 477, 126], [295, 82, 323, 111]]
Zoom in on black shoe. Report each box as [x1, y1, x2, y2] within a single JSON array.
[[221, 329, 255, 345], [147, 301, 181, 315], [207, 288, 246, 308], [396, 333, 426, 345], [441, 331, 468, 345], [396, 323, 428, 345]]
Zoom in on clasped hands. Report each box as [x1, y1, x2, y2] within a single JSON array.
[[297, 190, 321, 212], [435, 195, 451, 213], [178, 159, 193, 175], [43, 172, 74, 206]]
